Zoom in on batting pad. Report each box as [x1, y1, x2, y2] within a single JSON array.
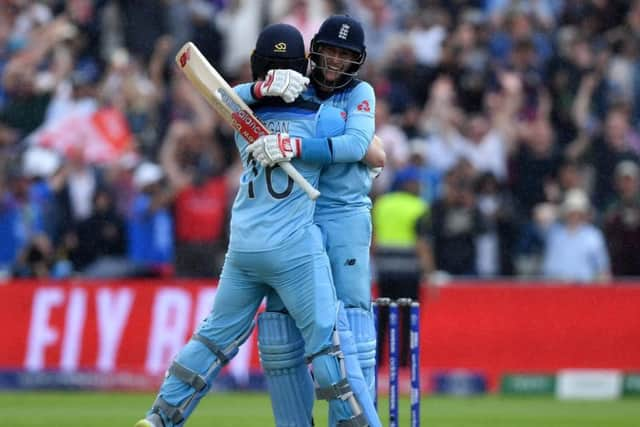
[[324, 302, 382, 427], [258, 312, 315, 427], [346, 307, 377, 399]]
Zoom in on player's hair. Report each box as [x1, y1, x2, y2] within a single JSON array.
[[310, 15, 367, 91], [251, 23, 308, 81]]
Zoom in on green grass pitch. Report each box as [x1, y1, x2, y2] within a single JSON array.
[[0, 391, 638, 426]]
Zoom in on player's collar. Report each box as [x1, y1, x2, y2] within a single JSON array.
[[310, 79, 361, 100]]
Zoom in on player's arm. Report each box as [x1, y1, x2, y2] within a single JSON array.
[[234, 82, 257, 104], [325, 81, 376, 162], [247, 82, 378, 166], [293, 81, 376, 164]]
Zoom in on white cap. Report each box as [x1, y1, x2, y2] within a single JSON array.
[[615, 160, 639, 179], [133, 162, 163, 189], [562, 189, 590, 214], [22, 146, 61, 178], [189, 0, 215, 20]]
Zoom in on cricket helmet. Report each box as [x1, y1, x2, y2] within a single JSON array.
[[310, 15, 367, 90], [251, 23, 308, 81]]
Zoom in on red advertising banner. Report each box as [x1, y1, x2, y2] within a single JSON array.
[[418, 282, 640, 390], [2, 280, 640, 391], [0, 280, 261, 389]]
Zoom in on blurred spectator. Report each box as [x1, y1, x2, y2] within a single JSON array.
[[45, 63, 100, 125], [127, 162, 174, 274], [416, 76, 466, 174], [486, 0, 561, 30], [280, 0, 326, 48], [406, 8, 447, 68], [474, 172, 519, 277], [560, 0, 629, 37], [0, 13, 76, 142], [190, 5, 225, 68], [21, 146, 61, 240], [53, 145, 102, 234], [547, 29, 585, 145], [372, 166, 429, 367], [409, 145, 442, 204], [115, 0, 168, 63], [3, 0, 640, 282], [382, 35, 433, 113], [488, 9, 553, 70], [0, 166, 44, 273], [440, 10, 490, 114], [418, 164, 485, 275], [372, 98, 410, 196], [588, 108, 640, 210], [67, 187, 126, 272], [541, 189, 611, 283], [100, 43, 164, 156], [603, 161, 640, 276], [460, 71, 522, 181], [216, 0, 262, 78], [509, 117, 562, 217], [161, 121, 229, 278], [12, 233, 58, 278], [358, 0, 400, 66], [549, 159, 587, 202], [0, 145, 65, 273]]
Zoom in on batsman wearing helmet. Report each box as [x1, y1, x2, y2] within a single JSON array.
[[134, 23, 377, 427], [238, 14, 383, 427]]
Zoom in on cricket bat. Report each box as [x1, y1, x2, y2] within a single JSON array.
[[175, 41, 321, 200]]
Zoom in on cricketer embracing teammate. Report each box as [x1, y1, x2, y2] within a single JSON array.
[[135, 23, 378, 427], [240, 14, 383, 427]]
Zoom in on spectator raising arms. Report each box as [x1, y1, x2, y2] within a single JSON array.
[[2, 1, 640, 281]]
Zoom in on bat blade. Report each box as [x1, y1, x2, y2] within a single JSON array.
[[175, 42, 320, 200]]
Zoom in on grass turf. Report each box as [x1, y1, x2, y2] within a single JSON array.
[[0, 391, 638, 426]]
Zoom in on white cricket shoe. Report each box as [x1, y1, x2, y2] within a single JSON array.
[[134, 413, 164, 427]]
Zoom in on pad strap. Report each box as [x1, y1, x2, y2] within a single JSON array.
[[168, 362, 207, 392], [192, 333, 230, 365], [152, 396, 183, 425], [305, 344, 340, 364], [337, 413, 368, 427], [315, 378, 353, 401]]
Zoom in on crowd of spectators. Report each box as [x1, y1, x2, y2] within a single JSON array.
[[1, 0, 639, 283]]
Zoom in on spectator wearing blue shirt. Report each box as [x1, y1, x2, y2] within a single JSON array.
[[127, 162, 174, 274], [0, 167, 45, 273], [541, 189, 611, 283]]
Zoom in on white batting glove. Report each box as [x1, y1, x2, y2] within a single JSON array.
[[254, 69, 310, 103], [247, 133, 302, 167]]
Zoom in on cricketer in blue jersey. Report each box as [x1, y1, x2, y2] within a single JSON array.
[[135, 24, 378, 427], [240, 15, 384, 427]]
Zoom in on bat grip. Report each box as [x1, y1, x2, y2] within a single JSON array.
[[280, 162, 321, 200]]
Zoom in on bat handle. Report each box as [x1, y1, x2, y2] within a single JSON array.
[[280, 162, 321, 200]]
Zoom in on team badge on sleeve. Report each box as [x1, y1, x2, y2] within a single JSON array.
[[356, 100, 370, 112]]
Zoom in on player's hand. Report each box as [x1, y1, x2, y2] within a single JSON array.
[[247, 133, 301, 167], [254, 69, 309, 103]]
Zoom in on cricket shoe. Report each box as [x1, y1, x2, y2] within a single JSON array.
[[134, 413, 164, 427]]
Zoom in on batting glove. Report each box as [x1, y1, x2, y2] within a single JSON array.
[[253, 69, 310, 103], [247, 133, 302, 167]]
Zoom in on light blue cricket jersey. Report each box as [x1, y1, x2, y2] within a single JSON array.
[[228, 97, 346, 252], [305, 80, 376, 219], [235, 80, 376, 219]]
